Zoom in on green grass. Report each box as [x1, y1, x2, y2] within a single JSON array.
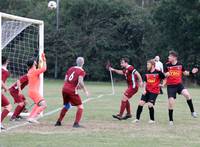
[[1, 80, 200, 147]]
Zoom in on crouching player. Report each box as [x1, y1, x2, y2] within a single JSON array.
[[1, 56, 12, 129], [109, 58, 143, 120], [55, 57, 89, 128], [26, 53, 47, 123], [133, 59, 165, 124], [9, 74, 28, 121]]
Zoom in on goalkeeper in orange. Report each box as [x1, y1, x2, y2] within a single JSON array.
[[26, 53, 47, 123]]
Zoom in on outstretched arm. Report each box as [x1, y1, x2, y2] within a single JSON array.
[[183, 68, 198, 76], [109, 67, 124, 75]]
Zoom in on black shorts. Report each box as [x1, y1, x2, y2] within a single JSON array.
[[141, 92, 158, 105], [167, 84, 185, 99]]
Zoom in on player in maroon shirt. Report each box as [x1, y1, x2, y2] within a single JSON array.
[[55, 57, 89, 128], [109, 58, 143, 120], [9, 74, 28, 121], [133, 59, 165, 124], [1, 56, 12, 130], [164, 50, 198, 125]]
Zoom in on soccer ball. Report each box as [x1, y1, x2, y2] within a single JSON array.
[[48, 1, 57, 10]]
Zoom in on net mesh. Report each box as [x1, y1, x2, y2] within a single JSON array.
[[1, 17, 40, 79]]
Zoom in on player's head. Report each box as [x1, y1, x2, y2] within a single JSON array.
[[147, 59, 155, 71], [2, 56, 9, 66], [154, 56, 160, 62], [27, 59, 37, 69], [76, 57, 84, 67], [168, 50, 178, 63], [120, 58, 129, 68]]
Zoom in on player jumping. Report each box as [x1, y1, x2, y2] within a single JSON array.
[[164, 50, 198, 125], [26, 53, 47, 123], [133, 59, 165, 124], [1, 56, 12, 130], [9, 74, 28, 121], [109, 58, 143, 120], [55, 57, 89, 128]]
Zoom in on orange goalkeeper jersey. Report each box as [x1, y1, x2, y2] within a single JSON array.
[[27, 66, 46, 94]]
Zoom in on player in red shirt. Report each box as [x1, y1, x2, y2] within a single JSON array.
[[55, 57, 89, 128], [1, 56, 12, 130], [9, 74, 28, 121], [164, 50, 198, 125], [133, 59, 165, 124], [109, 58, 143, 120]]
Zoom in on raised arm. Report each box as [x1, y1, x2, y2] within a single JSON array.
[[35, 53, 47, 75]]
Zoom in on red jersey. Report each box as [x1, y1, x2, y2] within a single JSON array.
[[164, 62, 185, 85], [9, 75, 28, 91], [2, 67, 10, 83], [63, 66, 86, 92], [123, 65, 138, 88], [144, 70, 165, 94]]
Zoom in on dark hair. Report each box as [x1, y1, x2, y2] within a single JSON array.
[[169, 50, 178, 57], [27, 59, 35, 69], [2, 56, 8, 65], [120, 57, 129, 63], [147, 59, 156, 66]]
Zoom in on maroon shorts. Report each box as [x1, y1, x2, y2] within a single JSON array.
[[124, 86, 138, 99], [9, 88, 26, 103], [1, 94, 10, 107], [62, 88, 82, 106]]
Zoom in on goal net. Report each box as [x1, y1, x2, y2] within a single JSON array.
[[0, 12, 44, 116]]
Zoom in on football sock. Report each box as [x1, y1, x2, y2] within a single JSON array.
[[169, 109, 173, 121], [75, 108, 83, 124], [149, 107, 154, 121], [136, 105, 143, 120], [126, 100, 131, 115], [58, 107, 68, 122], [12, 105, 24, 118], [187, 99, 194, 113], [1, 109, 9, 122], [28, 105, 38, 119], [119, 101, 127, 116]]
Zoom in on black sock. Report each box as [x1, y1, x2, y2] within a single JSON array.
[[149, 107, 154, 121], [169, 109, 173, 121], [136, 105, 143, 120], [187, 99, 194, 113]]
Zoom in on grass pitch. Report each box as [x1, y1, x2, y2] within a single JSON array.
[[0, 80, 200, 147]]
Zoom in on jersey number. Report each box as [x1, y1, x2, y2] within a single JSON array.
[[68, 71, 75, 81]]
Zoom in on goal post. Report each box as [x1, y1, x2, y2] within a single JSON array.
[[0, 12, 44, 122]]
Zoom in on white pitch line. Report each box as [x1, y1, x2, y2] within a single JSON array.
[[5, 93, 112, 131]]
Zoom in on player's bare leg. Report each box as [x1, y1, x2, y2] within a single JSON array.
[[168, 97, 175, 125], [133, 100, 145, 123], [10, 101, 26, 121], [181, 89, 197, 118], [112, 95, 129, 120], [55, 103, 70, 126], [1, 104, 12, 129], [73, 104, 84, 128]]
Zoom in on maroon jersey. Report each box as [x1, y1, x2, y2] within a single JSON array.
[[123, 65, 138, 88], [2, 67, 10, 83], [9, 75, 28, 91], [63, 66, 86, 92], [144, 70, 165, 94], [164, 62, 185, 85]]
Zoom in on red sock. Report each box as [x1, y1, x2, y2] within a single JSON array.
[[58, 107, 68, 122], [75, 108, 83, 124], [12, 105, 24, 118], [126, 101, 131, 115], [28, 105, 38, 119], [119, 101, 127, 116], [1, 109, 9, 122]]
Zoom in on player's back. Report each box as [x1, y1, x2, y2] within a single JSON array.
[[63, 66, 85, 92]]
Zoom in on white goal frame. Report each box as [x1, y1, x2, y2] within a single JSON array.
[[0, 12, 44, 129]]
